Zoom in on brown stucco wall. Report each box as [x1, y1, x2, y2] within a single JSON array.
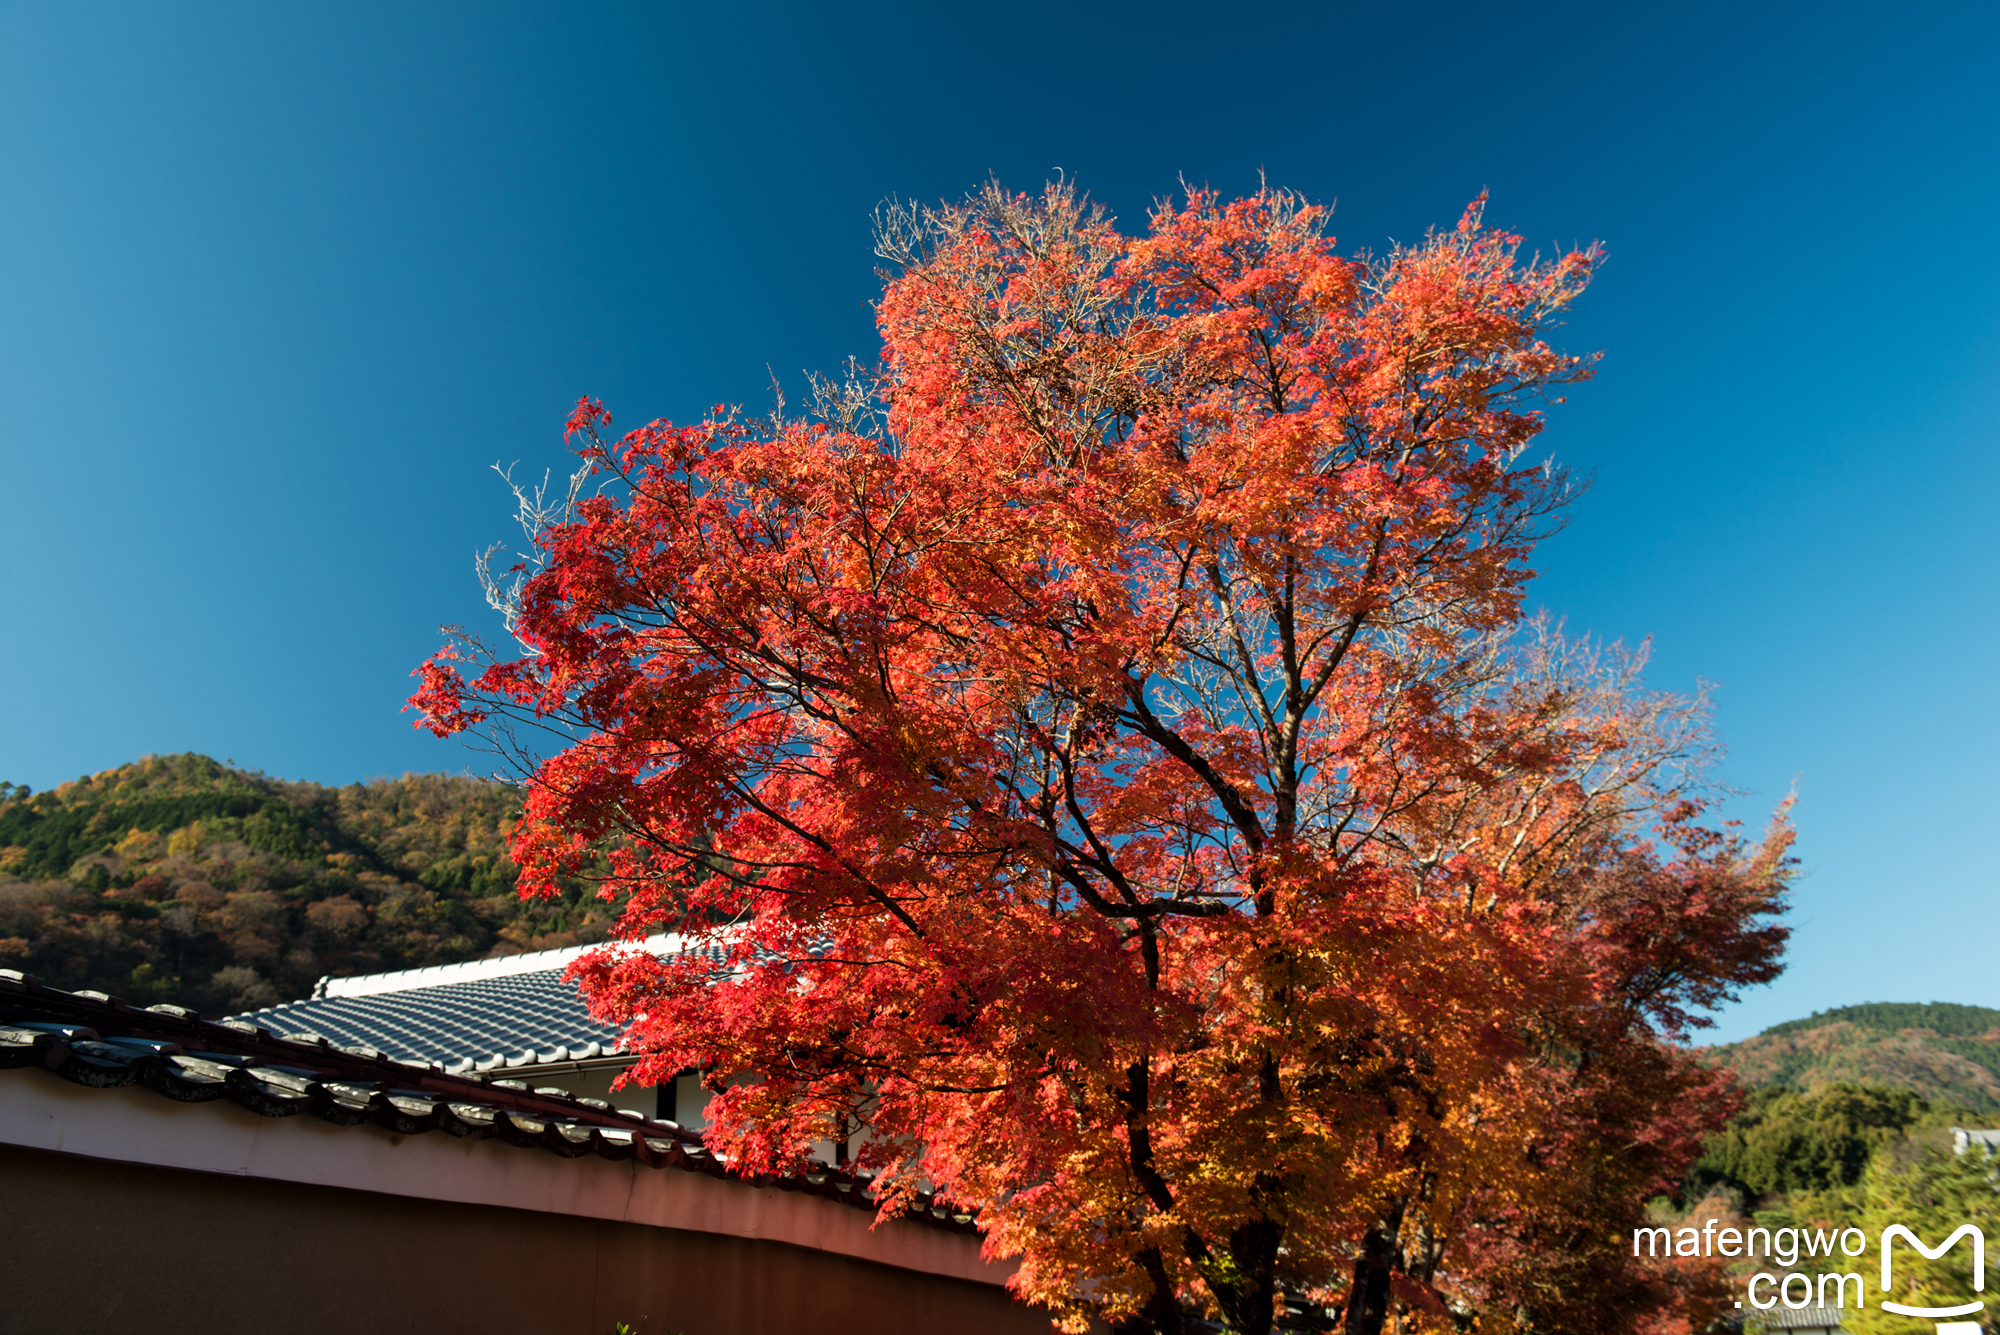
[[0, 1143, 1056, 1335]]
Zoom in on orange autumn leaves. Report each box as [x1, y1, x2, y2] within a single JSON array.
[[413, 182, 1790, 1335]]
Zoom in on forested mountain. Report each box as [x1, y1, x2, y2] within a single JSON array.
[[0, 753, 613, 1015], [1625, 1007, 2000, 1331], [1702, 1002, 2000, 1111]]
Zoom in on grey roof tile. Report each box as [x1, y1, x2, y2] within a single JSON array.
[[234, 968, 623, 1072], [0, 968, 977, 1234], [1754, 1307, 1850, 1330], [231, 936, 743, 1073]]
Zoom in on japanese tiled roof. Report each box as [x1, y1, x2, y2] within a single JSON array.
[[230, 934, 730, 1074], [1754, 1306, 1849, 1330], [0, 967, 976, 1233]]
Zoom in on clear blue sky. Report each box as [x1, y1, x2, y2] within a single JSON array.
[[2, 2, 1993, 1041]]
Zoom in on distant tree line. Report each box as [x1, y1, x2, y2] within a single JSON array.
[[1652, 1078, 2000, 1334], [0, 753, 613, 1015]]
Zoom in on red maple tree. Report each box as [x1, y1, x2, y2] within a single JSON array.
[[412, 182, 1792, 1335]]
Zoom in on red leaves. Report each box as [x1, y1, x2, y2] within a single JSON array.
[[414, 182, 1787, 1335], [1576, 802, 1795, 1041], [564, 395, 610, 442], [404, 649, 487, 738]]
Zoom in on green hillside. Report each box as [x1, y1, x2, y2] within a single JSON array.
[[1662, 1015, 2000, 1330], [0, 753, 613, 1015], [1704, 1002, 2000, 1112]]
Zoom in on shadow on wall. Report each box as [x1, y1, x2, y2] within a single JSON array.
[[3, 1144, 1054, 1335]]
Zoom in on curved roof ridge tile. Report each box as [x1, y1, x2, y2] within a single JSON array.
[[310, 931, 689, 999]]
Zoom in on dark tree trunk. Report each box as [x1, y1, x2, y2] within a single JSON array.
[[1341, 1199, 1408, 1335], [1118, 1058, 1189, 1335], [1212, 1209, 1282, 1335], [1110, 1246, 1184, 1335]]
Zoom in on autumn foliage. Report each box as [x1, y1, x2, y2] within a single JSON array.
[[0, 753, 588, 1012], [412, 182, 1792, 1335]]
